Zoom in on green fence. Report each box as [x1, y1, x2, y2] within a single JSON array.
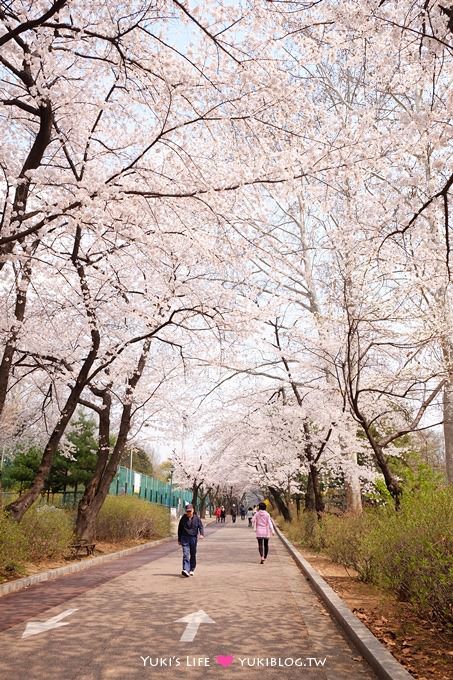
[[108, 466, 192, 510], [1, 466, 192, 511]]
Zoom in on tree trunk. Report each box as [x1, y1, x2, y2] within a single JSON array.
[[7, 224, 101, 522], [6, 346, 99, 521], [309, 464, 325, 515], [198, 489, 208, 519], [0, 260, 32, 419], [304, 472, 315, 511], [75, 391, 111, 540], [76, 419, 134, 541], [367, 437, 402, 509], [76, 492, 104, 543], [344, 451, 363, 514], [0, 98, 53, 268], [268, 485, 292, 522], [76, 342, 150, 541], [442, 378, 453, 483], [191, 481, 200, 510]]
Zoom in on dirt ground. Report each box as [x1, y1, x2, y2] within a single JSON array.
[[301, 549, 453, 680]]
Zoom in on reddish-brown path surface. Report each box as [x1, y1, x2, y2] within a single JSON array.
[[0, 522, 378, 680]]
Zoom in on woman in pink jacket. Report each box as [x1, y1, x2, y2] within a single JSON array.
[[252, 501, 275, 564]]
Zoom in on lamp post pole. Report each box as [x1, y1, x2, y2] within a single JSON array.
[[169, 466, 174, 509], [129, 448, 134, 495]]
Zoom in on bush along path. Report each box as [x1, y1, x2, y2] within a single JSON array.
[[0, 496, 171, 584], [297, 548, 453, 680], [277, 484, 453, 680]]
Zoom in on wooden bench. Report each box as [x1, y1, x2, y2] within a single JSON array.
[[70, 539, 96, 558]]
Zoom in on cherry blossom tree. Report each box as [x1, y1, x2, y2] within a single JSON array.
[[2, 0, 452, 526]]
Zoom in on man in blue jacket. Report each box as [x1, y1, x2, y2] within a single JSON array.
[[177, 504, 204, 577]]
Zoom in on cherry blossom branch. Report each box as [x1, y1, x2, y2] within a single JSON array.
[[0, 0, 68, 47]]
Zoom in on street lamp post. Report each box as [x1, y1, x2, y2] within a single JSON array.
[[168, 465, 174, 509], [129, 447, 135, 495]]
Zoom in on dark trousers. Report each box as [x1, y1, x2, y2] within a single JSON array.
[[181, 536, 198, 572], [257, 537, 269, 558]]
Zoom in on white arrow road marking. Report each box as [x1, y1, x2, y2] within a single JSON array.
[[175, 609, 215, 642], [22, 609, 78, 639]]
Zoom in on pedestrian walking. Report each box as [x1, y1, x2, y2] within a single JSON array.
[[239, 504, 246, 520], [220, 505, 226, 523], [231, 504, 237, 523], [246, 506, 254, 527], [214, 506, 222, 523], [178, 503, 204, 577], [252, 501, 275, 564]]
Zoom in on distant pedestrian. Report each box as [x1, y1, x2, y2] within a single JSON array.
[[214, 506, 222, 523], [252, 501, 275, 564], [220, 505, 226, 523], [240, 504, 246, 520], [231, 504, 237, 523], [246, 506, 254, 527], [178, 503, 204, 577]]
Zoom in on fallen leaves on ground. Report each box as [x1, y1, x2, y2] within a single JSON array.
[[302, 549, 453, 680]]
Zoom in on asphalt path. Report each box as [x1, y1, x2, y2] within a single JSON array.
[[0, 521, 377, 680]]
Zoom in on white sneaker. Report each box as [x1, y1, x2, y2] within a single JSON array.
[[181, 570, 190, 577], [189, 571, 194, 576]]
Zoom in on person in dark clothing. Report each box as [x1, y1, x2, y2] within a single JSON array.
[[177, 504, 204, 577]]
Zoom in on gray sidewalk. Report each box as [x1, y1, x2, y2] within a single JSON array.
[[0, 522, 378, 680]]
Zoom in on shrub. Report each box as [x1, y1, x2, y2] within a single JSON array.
[[321, 511, 378, 582], [0, 511, 27, 578], [21, 505, 74, 560], [95, 496, 170, 542], [282, 483, 453, 630], [279, 511, 325, 552], [370, 486, 453, 628]]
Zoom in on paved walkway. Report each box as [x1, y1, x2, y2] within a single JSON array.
[[0, 522, 377, 680]]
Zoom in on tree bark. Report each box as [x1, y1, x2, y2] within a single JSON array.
[[268, 485, 292, 522], [6, 346, 99, 521], [76, 342, 151, 541], [441, 339, 453, 483], [442, 379, 453, 483], [304, 471, 315, 511], [0, 257, 33, 421], [75, 389, 111, 540], [367, 435, 402, 509], [309, 464, 325, 515], [344, 451, 363, 513], [191, 480, 201, 510], [198, 487, 212, 519], [0, 99, 53, 267]]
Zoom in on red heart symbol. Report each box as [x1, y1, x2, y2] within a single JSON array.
[[216, 656, 234, 667]]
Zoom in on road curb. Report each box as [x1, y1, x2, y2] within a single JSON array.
[[276, 527, 414, 680], [0, 536, 174, 598]]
